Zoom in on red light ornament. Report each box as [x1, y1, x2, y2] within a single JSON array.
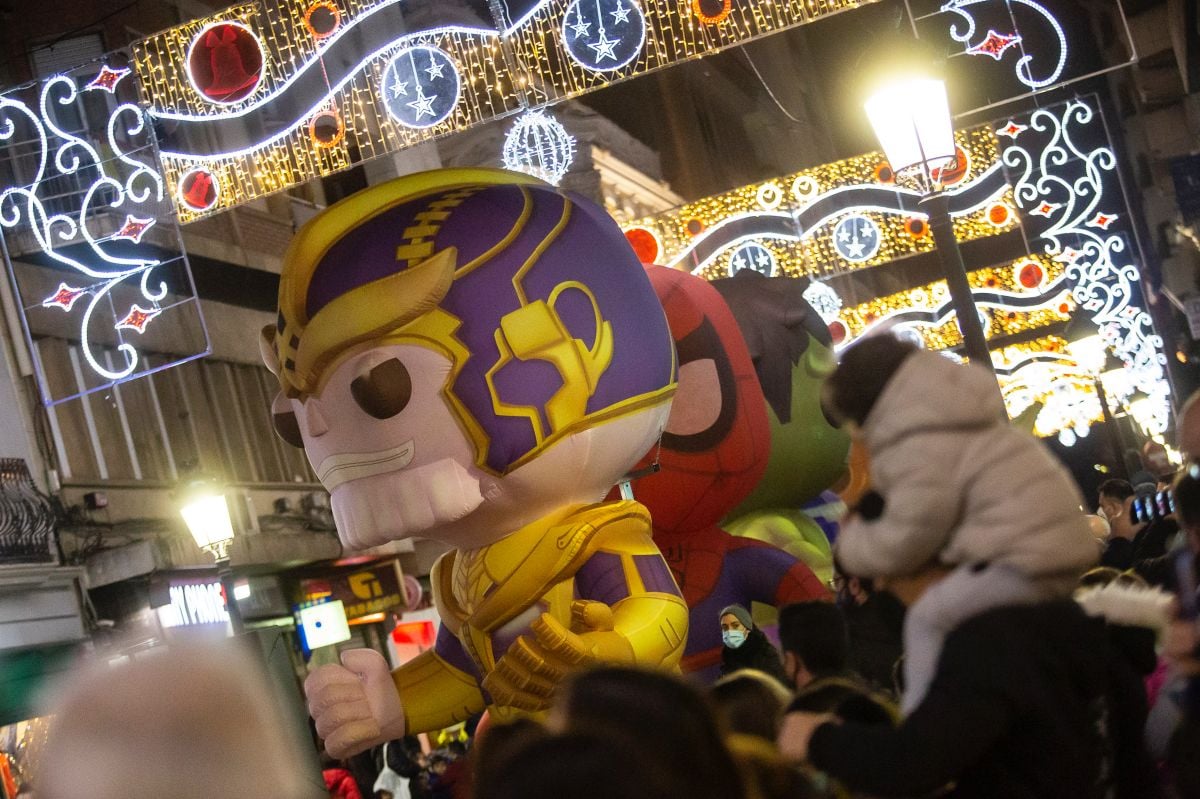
[[187, 21, 265, 105]]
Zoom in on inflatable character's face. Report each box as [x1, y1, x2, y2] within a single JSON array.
[[711, 271, 851, 516], [622, 266, 770, 534], [263, 169, 676, 550]]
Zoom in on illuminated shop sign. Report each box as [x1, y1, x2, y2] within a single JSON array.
[[157, 580, 229, 628]]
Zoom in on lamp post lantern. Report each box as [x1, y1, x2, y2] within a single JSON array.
[[865, 77, 995, 375], [179, 480, 244, 635]]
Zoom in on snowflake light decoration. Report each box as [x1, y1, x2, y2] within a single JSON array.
[[803, 281, 842, 323], [501, 109, 576, 185]]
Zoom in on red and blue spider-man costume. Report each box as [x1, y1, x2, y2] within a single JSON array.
[[624, 266, 830, 679]]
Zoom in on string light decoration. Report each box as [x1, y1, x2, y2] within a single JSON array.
[[501, 109, 577, 185], [130, 0, 866, 220], [0, 59, 208, 404], [998, 95, 1171, 436], [832, 254, 1073, 353], [623, 127, 1014, 280], [937, 0, 1068, 89]]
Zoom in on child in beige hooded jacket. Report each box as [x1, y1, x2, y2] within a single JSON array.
[[823, 335, 1099, 713]]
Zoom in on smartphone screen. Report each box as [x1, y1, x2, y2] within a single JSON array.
[[1132, 497, 1147, 524], [1157, 491, 1171, 518]]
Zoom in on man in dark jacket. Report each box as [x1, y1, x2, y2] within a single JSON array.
[[834, 569, 904, 694], [778, 601, 855, 692], [778, 565, 1158, 798]]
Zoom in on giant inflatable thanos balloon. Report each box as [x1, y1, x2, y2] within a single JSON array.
[[265, 169, 686, 755]]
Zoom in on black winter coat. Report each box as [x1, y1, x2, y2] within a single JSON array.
[[808, 601, 1159, 799], [720, 627, 789, 684]]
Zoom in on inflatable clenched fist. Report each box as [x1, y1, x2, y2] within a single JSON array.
[[264, 169, 688, 754], [306, 650, 404, 758]]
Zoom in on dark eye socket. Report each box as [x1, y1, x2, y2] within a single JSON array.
[[351, 358, 412, 420], [271, 393, 304, 448]]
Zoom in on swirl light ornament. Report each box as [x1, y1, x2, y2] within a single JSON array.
[[999, 97, 1170, 437], [939, 0, 1068, 90], [0, 62, 208, 404]]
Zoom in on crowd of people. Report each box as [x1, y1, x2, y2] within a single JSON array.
[[21, 333, 1200, 798]]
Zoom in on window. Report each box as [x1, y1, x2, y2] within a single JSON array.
[[37, 338, 317, 486]]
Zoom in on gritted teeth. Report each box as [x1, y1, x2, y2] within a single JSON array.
[[316, 440, 415, 491]]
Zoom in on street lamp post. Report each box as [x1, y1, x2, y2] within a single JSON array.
[[865, 77, 995, 374], [179, 481, 244, 635]]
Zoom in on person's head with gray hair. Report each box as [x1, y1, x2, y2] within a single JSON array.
[[36, 641, 318, 799]]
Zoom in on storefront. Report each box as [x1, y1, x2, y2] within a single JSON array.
[[0, 564, 88, 798]]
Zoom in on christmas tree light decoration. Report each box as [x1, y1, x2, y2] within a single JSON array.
[[987, 202, 1012, 226], [85, 65, 131, 93], [0, 61, 208, 404], [501, 109, 577, 185]]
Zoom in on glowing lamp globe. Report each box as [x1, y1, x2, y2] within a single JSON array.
[[180, 482, 236, 561], [864, 77, 956, 187], [1064, 316, 1106, 375], [501, 110, 576, 186]]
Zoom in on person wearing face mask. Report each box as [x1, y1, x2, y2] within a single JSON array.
[[719, 604, 789, 683]]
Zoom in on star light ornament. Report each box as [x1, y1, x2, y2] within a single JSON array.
[[381, 46, 460, 129], [501, 110, 577, 186], [728, 242, 776, 277], [562, 0, 647, 72]]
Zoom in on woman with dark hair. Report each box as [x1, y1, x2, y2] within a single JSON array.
[[719, 604, 789, 683], [552, 666, 748, 799]]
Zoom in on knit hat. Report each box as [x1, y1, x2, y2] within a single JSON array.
[[823, 333, 920, 427], [719, 604, 753, 629]]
